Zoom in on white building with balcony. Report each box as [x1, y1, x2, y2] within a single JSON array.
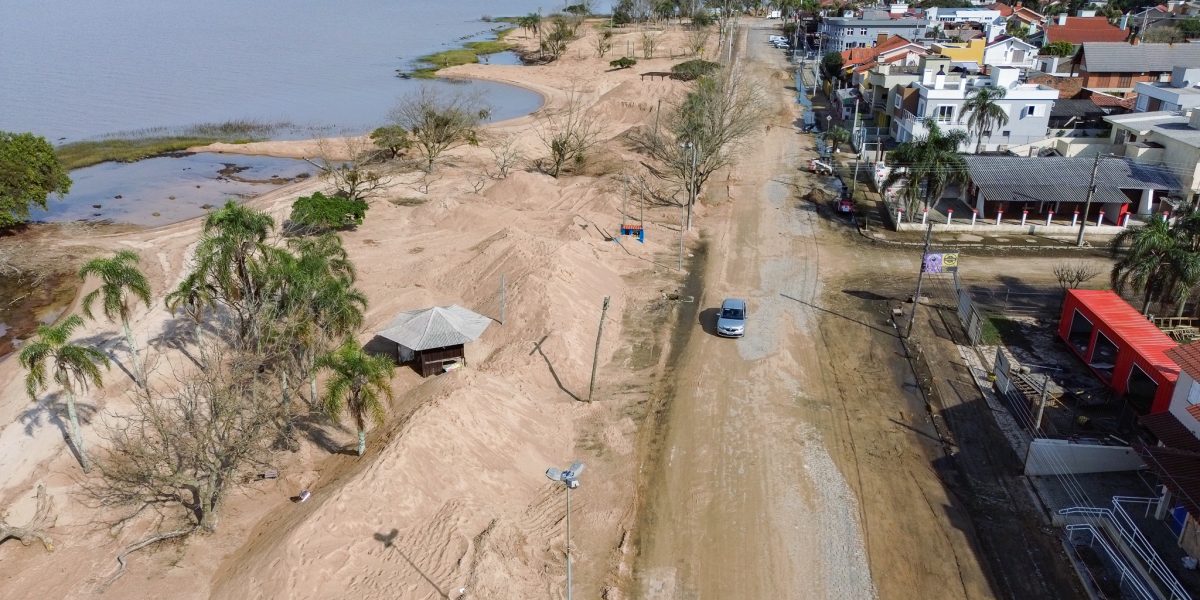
[[1134, 67, 1200, 113], [892, 55, 1059, 152]]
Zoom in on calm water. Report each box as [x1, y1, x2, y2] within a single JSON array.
[[2, 0, 563, 224], [0, 0, 552, 141]]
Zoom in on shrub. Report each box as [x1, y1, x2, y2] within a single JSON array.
[[610, 56, 637, 69], [671, 59, 720, 81], [288, 192, 368, 234]]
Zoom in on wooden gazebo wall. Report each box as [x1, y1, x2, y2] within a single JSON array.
[[414, 345, 465, 377]]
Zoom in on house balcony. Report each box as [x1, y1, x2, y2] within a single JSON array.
[[897, 109, 968, 141]]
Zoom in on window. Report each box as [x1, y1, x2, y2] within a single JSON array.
[[1001, 130, 1011, 137], [1022, 105, 1036, 118], [894, 93, 902, 108], [1188, 380, 1200, 406], [936, 105, 954, 122], [860, 27, 868, 35]]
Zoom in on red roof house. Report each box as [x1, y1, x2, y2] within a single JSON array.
[[1042, 16, 1129, 45], [1058, 289, 1180, 415]]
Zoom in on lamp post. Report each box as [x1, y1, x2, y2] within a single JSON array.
[[546, 461, 585, 600], [680, 141, 698, 230]]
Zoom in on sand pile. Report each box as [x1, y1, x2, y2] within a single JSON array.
[[0, 21, 710, 599]]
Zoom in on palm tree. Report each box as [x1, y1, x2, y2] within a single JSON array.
[[79, 250, 151, 385], [164, 269, 217, 351], [882, 123, 969, 219], [517, 13, 541, 37], [825, 126, 850, 153], [19, 315, 110, 471], [318, 341, 394, 456], [182, 200, 274, 341], [1110, 215, 1177, 314], [960, 86, 1009, 154]]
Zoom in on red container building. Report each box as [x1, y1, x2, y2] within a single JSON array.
[[1058, 289, 1181, 415]]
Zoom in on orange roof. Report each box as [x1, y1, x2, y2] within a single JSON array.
[[991, 2, 1014, 16], [839, 35, 914, 66], [1169, 342, 1200, 382], [1045, 17, 1129, 44]]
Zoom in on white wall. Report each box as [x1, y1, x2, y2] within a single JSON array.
[[1024, 438, 1147, 475], [1168, 371, 1200, 439]]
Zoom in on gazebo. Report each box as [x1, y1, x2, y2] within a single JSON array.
[[375, 305, 492, 377]]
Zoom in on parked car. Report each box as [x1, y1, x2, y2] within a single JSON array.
[[716, 298, 747, 338], [769, 35, 787, 44]]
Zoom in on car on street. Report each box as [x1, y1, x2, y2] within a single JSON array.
[[716, 298, 747, 338]]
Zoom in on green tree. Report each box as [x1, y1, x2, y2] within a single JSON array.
[[1006, 21, 1030, 40], [369, 125, 410, 159], [516, 13, 542, 36], [883, 122, 968, 219], [183, 200, 274, 342], [390, 86, 491, 172], [820, 51, 844, 82], [78, 250, 151, 386], [671, 59, 720, 81], [319, 341, 394, 456], [960, 86, 1009, 154], [288, 191, 368, 234], [1111, 215, 1178, 314], [0, 131, 71, 229], [610, 56, 638, 69], [1041, 41, 1076, 57], [1180, 18, 1200, 39], [19, 314, 110, 471], [825, 125, 851, 153]]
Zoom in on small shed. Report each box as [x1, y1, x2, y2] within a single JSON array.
[[1058, 289, 1180, 415], [376, 305, 492, 377]]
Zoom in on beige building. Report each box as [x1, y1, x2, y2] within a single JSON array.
[[1105, 109, 1200, 201]]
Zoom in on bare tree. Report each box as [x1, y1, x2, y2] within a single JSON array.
[[390, 86, 491, 172], [305, 136, 388, 202], [1054, 261, 1103, 290], [641, 32, 657, 58], [486, 134, 525, 179], [536, 89, 604, 178], [631, 71, 767, 228], [687, 27, 711, 56], [0, 484, 55, 551], [594, 28, 614, 57], [87, 345, 283, 583]]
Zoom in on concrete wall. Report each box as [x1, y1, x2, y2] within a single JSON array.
[[1007, 137, 1113, 158], [892, 220, 1129, 234], [1024, 438, 1147, 475]]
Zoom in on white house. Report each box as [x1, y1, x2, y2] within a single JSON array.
[[892, 55, 1058, 152], [1134, 66, 1200, 113], [982, 36, 1039, 70]]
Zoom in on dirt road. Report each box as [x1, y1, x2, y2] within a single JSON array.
[[631, 23, 1067, 599]]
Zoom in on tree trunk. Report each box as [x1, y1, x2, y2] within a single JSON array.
[[1142, 289, 1155, 315], [64, 390, 89, 472], [123, 320, 143, 387], [357, 429, 367, 456]]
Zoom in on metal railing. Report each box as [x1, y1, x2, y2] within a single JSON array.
[[1060, 502, 1192, 600], [1065, 523, 1158, 600]]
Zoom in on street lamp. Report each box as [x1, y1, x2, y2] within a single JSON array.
[[680, 141, 698, 231], [546, 461, 584, 600]]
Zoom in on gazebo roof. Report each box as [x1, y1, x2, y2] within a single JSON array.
[[376, 305, 491, 351]]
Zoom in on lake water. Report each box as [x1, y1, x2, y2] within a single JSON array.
[[1, 0, 552, 142]]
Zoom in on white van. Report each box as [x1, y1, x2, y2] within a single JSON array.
[[768, 10, 782, 19]]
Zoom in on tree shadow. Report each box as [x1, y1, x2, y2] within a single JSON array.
[[530, 334, 581, 402], [843, 289, 892, 301], [372, 528, 455, 599], [75, 331, 139, 385], [18, 390, 98, 438], [293, 413, 356, 456], [147, 315, 211, 368]]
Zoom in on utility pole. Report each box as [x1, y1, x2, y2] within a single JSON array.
[[499, 274, 506, 325], [678, 206, 686, 271], [1076, 153, 1104, 247], [1034, 372, 1051, 431], [588, 296, 610, 402], [904, 222, 934, 339], [683, 142, 698, 230]]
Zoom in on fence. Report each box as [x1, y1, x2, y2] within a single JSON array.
[[953, 271, 986, 345]]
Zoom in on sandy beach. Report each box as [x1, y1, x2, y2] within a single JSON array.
[[0, 22, 707, 600]]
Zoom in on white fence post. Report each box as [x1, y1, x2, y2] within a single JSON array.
[[1097, 210, 1105, 226], [946, 209, 953, 224], [1020, 210, 1028, 226], [1122, 213, 1131, 227], [921, 208, 928, 225], [1046, 211, 1054, 226], [995, 210, 1003, 226], [1072, 210, 1079, 227], [971, 209, 978, 227]]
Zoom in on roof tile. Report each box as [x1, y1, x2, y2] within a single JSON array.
[[1045, 17, 1129, 44]]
